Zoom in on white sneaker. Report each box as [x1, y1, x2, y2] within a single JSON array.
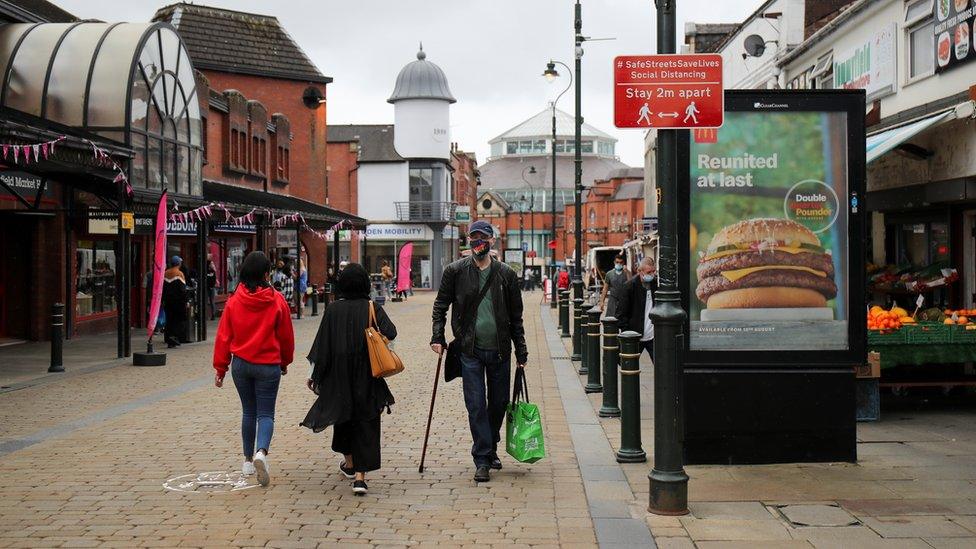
[[242, 460, 256, 476], [253, 450, 270, 487]]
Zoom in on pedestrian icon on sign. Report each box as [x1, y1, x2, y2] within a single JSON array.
[[637, 103, 652, 126], [683, 101, 700, 124]]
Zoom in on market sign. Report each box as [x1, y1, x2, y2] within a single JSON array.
[[132, 217, 256, 236], [833, 23, 896, 100], [614, 54, 723, 129], [0, 170, 53, 202], [935, 0, 975, 73]]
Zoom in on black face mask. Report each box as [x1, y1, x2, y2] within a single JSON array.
[[470, 239, 491, 257]]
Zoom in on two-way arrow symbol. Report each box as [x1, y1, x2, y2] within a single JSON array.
[[658, 112, 678, 118]]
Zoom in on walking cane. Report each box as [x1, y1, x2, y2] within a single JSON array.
[[419, 349, 444, 473]]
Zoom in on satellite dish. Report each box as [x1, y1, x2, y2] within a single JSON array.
[[743, 34, 767, 57]]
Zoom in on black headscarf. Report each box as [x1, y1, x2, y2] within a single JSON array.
[[336, 263, 370, 300]]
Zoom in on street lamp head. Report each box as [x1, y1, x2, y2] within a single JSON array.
[[543, 61, 559, 82]]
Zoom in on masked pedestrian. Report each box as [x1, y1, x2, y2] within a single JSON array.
[[599, 253, 631, 318], [431, 220, 527, 483], [616, 257, 657, 358]]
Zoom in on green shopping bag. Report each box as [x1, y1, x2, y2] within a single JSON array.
[[505, 367, 546, 463]]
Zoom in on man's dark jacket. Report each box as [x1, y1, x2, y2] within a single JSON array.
[[431, 256, 528, 365], [616, 275, 658, 335]]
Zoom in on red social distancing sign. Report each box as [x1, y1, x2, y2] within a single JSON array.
[[614, 54, 723, 129]]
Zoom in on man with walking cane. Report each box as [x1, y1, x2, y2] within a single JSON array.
[[429, 220, 528, 483]]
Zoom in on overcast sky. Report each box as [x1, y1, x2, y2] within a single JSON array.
[[58, 0, 760, 168]]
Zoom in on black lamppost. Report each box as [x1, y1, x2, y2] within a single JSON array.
[[648, 0, 689, 516], [521, 165, 537, 256], [542, 60, 572, 308], [519, 166, 537, 266]]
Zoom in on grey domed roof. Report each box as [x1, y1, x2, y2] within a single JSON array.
[[388, 47, 456, 104]]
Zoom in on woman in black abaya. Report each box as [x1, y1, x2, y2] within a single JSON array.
[[301, 263, 396, 495]]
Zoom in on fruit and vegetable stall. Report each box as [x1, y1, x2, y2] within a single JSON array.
[[867, 305, 976, 381]]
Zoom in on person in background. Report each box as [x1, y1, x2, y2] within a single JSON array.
[[615, 257, 657, 359], [213, 251, 294, 487], [302, 263, 397, 496], [430, 220, 528, 483], [162, 256, 187, 348], [380, 260, 394, 297], [599, 254, 631, 318], [272, 260, 287, 291], [557, 267, 570, 292], [206, 255, 218, 320], [523, 267, 533, 291], [298, 259, 308, 309]]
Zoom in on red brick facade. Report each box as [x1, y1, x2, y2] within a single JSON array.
[[558, 175, 644, 264], [197, 72, 331, 286], [450, 147, 479, 240], [325, 139, 360, 263]]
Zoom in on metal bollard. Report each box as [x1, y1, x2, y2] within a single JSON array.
[[600, 317, 621, 417], [311, 285, 319, 316], [572, 297, 584, 364], [49, 303, 64, 373], [559, 290, 570, 338], [556, 289, 564, 330], [579, 306, 589, 375], [616, 331, 647, 462], [585, 307, 603, 393]]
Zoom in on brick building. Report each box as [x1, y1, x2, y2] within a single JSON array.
[[154, 3, 355, 291], [560, 168, 644, 264], [450, 146, 479, 242]]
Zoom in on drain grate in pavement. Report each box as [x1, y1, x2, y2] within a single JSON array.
[[776, 504, 860, 527]]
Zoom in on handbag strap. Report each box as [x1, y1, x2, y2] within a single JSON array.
[[461, 260, 498, 327], [368, 300, 378, 330]]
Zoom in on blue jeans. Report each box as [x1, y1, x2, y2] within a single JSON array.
[[460, 347, 511, 467], [231, 357, 281, 459]]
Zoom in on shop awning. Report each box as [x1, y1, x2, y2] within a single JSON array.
[[866, 110, 956, 164], [202, 179, 366, 229]]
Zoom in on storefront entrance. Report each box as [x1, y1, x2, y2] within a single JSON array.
[[0, 216, 31, 342]]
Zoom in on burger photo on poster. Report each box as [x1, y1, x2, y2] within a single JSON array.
[[695, 218, 837, 311]]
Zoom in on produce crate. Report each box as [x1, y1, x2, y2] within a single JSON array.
[[949, 326, 976, 344], [904, 323, 951, 344], [867, 328, 907, 345]]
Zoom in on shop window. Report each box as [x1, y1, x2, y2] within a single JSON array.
[[904, 0, 934, 81], [272, 114, 291, 184], [225, 239, 247, 292], [580, 140, 594, 153], [76, 240, 116, 317], [506, 141, 517, 154]]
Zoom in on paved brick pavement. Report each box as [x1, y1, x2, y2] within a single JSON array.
[[0, 293, 597, 548], [545, 306, 976, 548]]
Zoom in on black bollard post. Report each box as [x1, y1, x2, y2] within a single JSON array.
[[585, 307, 603, 393], [556, 289, 564, 331], [580, 307, 589, 375], [599, 317, 621, 417], [559, 290, 570, 338], [616, 330, 646, 463], [49, 303, 64, 373], [311, 285, 319, 316], [572, 297, 584, 364]]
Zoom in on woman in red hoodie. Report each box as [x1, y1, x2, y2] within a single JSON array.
[[213, 251, 294, 487]]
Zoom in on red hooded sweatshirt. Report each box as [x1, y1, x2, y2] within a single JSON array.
[[213, 285, 294, 376]]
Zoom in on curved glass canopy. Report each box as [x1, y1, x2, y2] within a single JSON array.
[[0, 22, 202, 196]]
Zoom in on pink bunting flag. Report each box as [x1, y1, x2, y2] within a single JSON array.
[[41, 143, 48, 159], [2, 145, 7, 159], [22, 145, 30, 163]]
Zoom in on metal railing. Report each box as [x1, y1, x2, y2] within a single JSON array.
[[394, 201, 456, 222]]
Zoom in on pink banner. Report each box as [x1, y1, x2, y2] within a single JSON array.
[[396, 242, 413, 293], [147, 191, 167, 339]]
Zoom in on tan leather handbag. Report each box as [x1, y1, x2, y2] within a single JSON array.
[[366, 301, 404, 378]]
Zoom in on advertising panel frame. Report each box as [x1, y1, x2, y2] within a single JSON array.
[[677, 90, 865, 465], [678, 89, 867, 368]]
